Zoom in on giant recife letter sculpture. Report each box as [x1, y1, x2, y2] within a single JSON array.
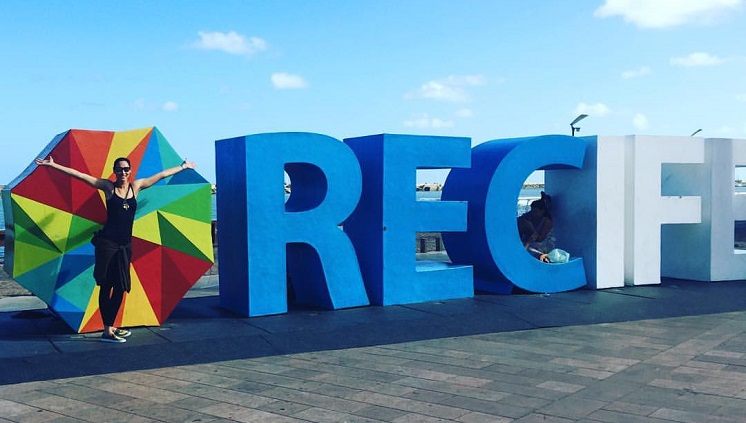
[[1, 128, 214, 333], [216, 132, 746, 318]]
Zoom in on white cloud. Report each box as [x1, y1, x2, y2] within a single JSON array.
[[670, 52, 726, 66], [404, 113, 454, 129], [162, 101, 179, 112], [455, 108, 473, 118], [595, 0, 743, 28], [621, 66, 652, 79], [192, 31, 267, 56], [271, 73, 308, 89], [575, 102, 612, 117], [406, 75, 484, 102], [632, 113, 649, 130], [736, 93, 746, 102]]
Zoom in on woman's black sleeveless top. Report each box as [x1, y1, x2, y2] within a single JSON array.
[[98, 185, 137, 245]]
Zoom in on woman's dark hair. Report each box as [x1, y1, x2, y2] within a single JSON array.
[[112, 157, 131, 170], [540, 191, 552, 212], [530, 199, 546, 210], [530, 191, 552, 218]]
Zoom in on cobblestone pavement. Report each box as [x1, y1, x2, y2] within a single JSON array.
[[2, 249, 746, 422], [1, 311, 746, 422], [0, 269, 30, 298]]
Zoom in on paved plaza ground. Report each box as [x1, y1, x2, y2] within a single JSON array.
[[1, 271, 746, 422]]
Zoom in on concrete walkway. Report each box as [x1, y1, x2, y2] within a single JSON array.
[[1, 276, 746, 422]]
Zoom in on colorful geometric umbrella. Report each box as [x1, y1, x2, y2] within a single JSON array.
[[1, 127, 214, 333]]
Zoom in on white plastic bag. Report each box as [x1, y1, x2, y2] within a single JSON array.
[[548, 248, 570, 263]]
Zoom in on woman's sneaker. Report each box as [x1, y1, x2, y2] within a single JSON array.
[[101, 333, 126, 343], [114, 328, 131, 338]]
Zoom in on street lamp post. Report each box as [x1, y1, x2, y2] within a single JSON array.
[[570, 114, 588, 136]]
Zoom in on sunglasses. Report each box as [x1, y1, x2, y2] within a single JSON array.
[[114, 167, 131, 173]]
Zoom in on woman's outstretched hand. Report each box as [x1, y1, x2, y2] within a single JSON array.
[[181, 159, 197, 170], [35, 156, 55, 166]]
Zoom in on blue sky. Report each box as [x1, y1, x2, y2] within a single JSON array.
[[1, 0, 745, 185]]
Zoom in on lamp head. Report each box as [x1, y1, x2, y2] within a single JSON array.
[[570, 114, 588, 126]]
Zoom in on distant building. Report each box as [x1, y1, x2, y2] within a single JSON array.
[[416, 183, 442, 192]]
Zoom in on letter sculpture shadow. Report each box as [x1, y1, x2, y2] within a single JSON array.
[[442, 135, 587, 294], [1, 128, 214, 333]]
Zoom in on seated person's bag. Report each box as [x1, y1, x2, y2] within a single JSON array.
[[548, 248, 570, 263]]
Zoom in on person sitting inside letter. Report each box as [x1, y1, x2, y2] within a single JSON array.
[[517, 192, 555, 263]]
